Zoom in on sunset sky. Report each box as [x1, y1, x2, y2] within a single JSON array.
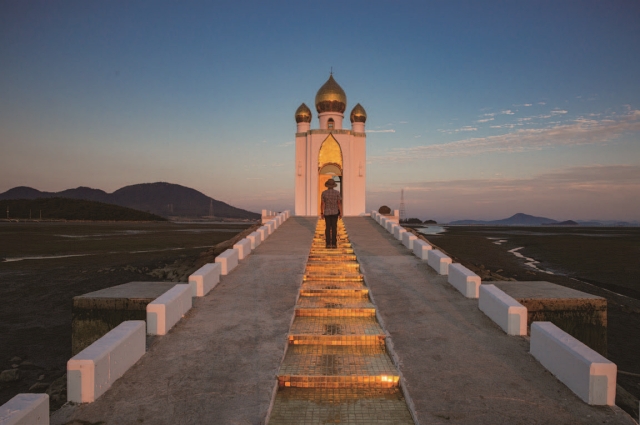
[[1, 1, 639, 222]]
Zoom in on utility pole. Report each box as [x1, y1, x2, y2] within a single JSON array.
[[399, 189, 406, 222], [6, 207, 8, 219], [209, 199, 213, 217]]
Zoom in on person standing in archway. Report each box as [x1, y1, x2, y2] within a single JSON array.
[[320, 178, 342, 249]]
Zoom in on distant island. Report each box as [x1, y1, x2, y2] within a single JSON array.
[[0, 182, 260, 220], [0, 198, 165, 221], [447, 213, 637, 226]]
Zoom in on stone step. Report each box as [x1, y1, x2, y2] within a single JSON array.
[[277, 345, 399, 388], [269, 388, 415, 425]]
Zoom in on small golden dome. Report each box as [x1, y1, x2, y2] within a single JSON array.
[[315, 74, 347, 114], [295, 103, 312, 123], [350, 103, 367, 123]]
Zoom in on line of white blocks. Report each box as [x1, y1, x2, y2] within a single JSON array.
[[147, 284, 192, 335], [0, 394, 49, 425], [61, 211, 297, 406], [67, 320, 146, 403], [371, 210, 619, 407]]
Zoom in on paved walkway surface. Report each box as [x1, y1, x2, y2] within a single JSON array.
[[51, 216, 637, 425], [344, 217, 635, 425], [53, 217, 316, 425]]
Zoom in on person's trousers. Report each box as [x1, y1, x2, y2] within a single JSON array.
[[324, 214, 339, 247]]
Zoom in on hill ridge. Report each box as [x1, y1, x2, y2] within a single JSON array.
[[0, 182, 259, 219]]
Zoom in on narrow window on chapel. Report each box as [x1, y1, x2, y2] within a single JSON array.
[[328, 118, 334, 130]]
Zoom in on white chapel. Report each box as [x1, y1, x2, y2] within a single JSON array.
[[294, 74, 367, 216]]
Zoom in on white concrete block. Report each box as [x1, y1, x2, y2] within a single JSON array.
[[413, 239, 433, 260], [530, 322, 616, 405], [67, 320, 145, 403], [189, 263, 221, 297], [215, 248, 239, 275], [448, 263, 481, 298], [380, 217, 387, 227], [479, 284, 527, 336], [147, 284, 192, 335], [402, 232, 418, 250], [386, 221, 395, 233], [257, 227, 268, 242], [427, 249, 451, 275], [394, 226, 406, 240], [0, 394, 49, 425], [275, 215, 282, 226], [233, 238, 252, 260], [267, 220, 276, 232], [247, 231, 262, 250]]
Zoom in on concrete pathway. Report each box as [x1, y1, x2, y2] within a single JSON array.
[[344, 217, 635, 425], [53, 217, 316, 425], [51, 216, 637, 425]]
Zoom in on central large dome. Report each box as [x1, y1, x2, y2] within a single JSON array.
[[315, 74, 347, 114]]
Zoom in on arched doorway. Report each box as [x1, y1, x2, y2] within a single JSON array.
[[317, 134, 343, 215]]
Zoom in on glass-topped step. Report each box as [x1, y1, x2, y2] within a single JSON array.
[[301, 281, 368, 297], [305, 262, 360, 273], [277, 345, 399, 388], [296, 296, 373, 309], [269, 388, 414, 425], [289, 316, 384, 341], [303, 274, 363, 282], [308, 254, 357, 262], [309, 247, 355, 255]]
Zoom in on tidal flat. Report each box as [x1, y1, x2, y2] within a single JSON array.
[[427, 225, 640, 414], [0, 221, 251, 408]]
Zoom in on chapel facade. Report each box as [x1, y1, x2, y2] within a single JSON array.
[[294, 74, 367, 216]]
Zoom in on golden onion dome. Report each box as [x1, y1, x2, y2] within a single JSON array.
[[295, 103, 312, 123], [350, 103, 367, 123], [315, 74, 347, 114]]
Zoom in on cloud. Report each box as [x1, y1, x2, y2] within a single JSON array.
[[366, 129, 396, 133], [538, 102, 546, 105], [366, 165, 640, 221], [551, 109, 568, 115], [523, 103, 532, 107], [501, 110, 515, 115], [277, 141, 294, 147], [482, 113, 496, 117], [399, 121, 408, 124], [476, 117, 495, 123], [371, 110, 640, 162]]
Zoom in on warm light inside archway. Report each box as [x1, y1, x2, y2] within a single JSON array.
[[318, 135, 343, 214]]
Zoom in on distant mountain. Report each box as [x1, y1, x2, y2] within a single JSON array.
[[0, 198, 165, 221], [449, 213, 558, 226], [0, 182, 260, 220]]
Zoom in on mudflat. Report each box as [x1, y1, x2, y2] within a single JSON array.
[[0, 221, 251, 409], [423, 225, 640, 417]]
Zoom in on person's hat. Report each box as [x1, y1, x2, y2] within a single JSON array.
[[325, 178, 337, 187]]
